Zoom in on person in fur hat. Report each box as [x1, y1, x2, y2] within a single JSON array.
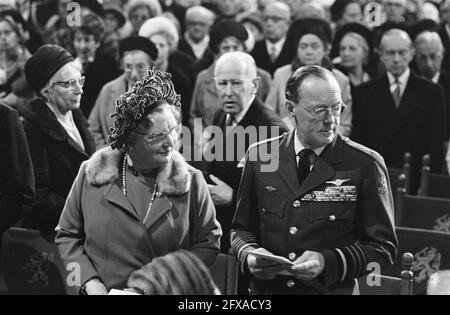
[[55, 68, 222, 295]]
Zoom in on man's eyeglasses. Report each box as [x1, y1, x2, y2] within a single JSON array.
[[52, 77, 85, 89], [296, 101, 347, 119], [136, 124, 182, 144]]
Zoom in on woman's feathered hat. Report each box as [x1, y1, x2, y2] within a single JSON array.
[[108, 67, 181, 150]]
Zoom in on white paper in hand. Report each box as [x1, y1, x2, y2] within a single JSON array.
[[108, 289, 141, 295], [243, 249, 294, 266]]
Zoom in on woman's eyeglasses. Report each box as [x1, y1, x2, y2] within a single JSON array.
[[52, 77, 86, 89], [136, 124, 182, 144]]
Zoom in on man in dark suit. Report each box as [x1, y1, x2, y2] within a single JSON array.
[[230, 65, 397, 295], [178, 6, 215, 61], [353, 29, 447, 192], [414, 31, 450, 140], [251, 1, 293, 76], [439, 0, 450, 72], [204, 52, 288, 252]]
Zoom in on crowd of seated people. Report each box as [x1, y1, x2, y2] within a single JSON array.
[[1, 0, 450, 295]]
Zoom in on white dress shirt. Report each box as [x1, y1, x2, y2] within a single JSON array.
[[265, 37, 286, 62], [185, 34, 210, 60], [432, 71, 441, 84]]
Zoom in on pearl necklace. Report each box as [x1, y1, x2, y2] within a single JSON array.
[[122, 154, 160, 224]]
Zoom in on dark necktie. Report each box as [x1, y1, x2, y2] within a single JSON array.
[[297, 148, 314, 186]]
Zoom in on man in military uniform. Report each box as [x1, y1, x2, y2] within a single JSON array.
[[230, 65, 398, 295]]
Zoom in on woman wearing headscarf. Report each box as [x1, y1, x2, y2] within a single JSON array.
[[21, 45, 95, 231], [266, 18, 353, 136], [55, 68, 221, 295], [0, 11, 35, 114]]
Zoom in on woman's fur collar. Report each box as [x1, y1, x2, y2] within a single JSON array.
[[85, 147, 192, 196]]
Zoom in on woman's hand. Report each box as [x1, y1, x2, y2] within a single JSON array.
[[84, 278, 108, 295]]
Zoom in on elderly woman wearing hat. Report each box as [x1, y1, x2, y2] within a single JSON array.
[[88, 36, 158, 149], [56, 68, 221, 295], [0, 11, 35, 114], [20, 45, 95, 231], [266, 18, 353, 135]]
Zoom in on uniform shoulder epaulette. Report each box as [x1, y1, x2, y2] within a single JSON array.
[[341, 136, 383, 162], [248, 132, 287, 151]]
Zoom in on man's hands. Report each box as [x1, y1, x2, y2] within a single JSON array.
[[247, 248, 290, 280], [208, 175, 233, 207], [289, 251, 325, 281], [247, 249, 325, 281]]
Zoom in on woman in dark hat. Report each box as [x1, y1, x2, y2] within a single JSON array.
[[56, 68, 221, 295], [88, 36, 158, 149], [266, 18, 353, 135], [21, 44, 95, 231], [332, 23, 375, 87], [330, 0, 363, 30]]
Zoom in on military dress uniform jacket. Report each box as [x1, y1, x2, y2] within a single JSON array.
[[230, 131, 398, 295]]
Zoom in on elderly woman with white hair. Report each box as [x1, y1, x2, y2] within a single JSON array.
[[126, 0, 163, 36], [139, 16, 193, 126], [21, 45, 96, 231]]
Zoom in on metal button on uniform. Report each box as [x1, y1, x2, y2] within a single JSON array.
[[329, 215, 336, 222], [289, 252, 297, 261], [293, 200, 301, 208], [261, 208, 267, 214], [289, 227, 298, 235], [286, 280, 295, 288]]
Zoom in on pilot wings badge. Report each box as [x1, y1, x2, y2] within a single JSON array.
[[326, 179, 351, 187]]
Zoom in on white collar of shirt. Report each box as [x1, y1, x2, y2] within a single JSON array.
[[294, 129, 327, 166], [265, 37, 286, 58], [185, 34, 209, 59], [387, 68, 410, 96], [227, 95, 255, 127], [46, 103, 85, 151], [432, 71, 441, 84]]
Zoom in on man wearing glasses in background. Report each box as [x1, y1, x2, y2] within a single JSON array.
[[20, 44, 95, 232], [231, 65, 398, 295], [251, 1, 292, 77]]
